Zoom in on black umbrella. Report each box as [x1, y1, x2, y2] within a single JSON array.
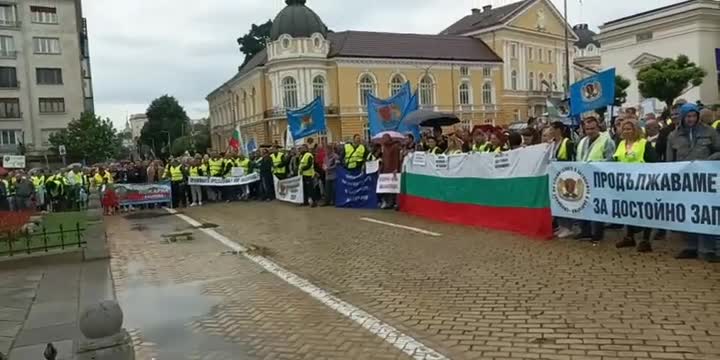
[[403, 109, 460, 128]]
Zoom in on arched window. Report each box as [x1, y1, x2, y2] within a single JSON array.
[[482, 82, 492, 104], [250, 87, 256, 115], [419, 75, 434, 106], [390, 74, 405, 96], [358, 74, 375, 106], [459, 82, 471, 105], [539, 73, 545, 90], [242, 91, 248, 118], [510, 70, 517, 90], [282, 77, 298, 109], [529, 72, 535, 91], [312, 75, 325, 100]]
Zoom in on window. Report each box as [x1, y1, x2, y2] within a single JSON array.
[[39, 97, 65, 113], [0, 98, 20, 118], [459, 82, 471, 105], [482, 82, 492, 104], [483, 67, 491, 78], [36, 68, 63, 85], [539, 73, 545, 90], [0, 130, 19, 145], [242, 92, 247, 118], [419, 75, 434, 106], [313, 37, 321, 48], [281, 77, 298, 109], [510, 43, 517, 58], [539, 48, 544, 62], [528, 47, 534, 61], [548, 74, 555, 90], [312, 75, 325, 100], [30, 6, 58, 24], [0, 67, 17, 88], [358, 74, 375, 106], [0, 36, 15, 57], [459, 66, 469, 77], [510, 70, 517, 90], [250, 87, 256, 115], [282, 37, 291, 49], [548, 50, 553, 62], [0, 5, 17, 26], [390, 74, 405, 96], [33, 37, 61, 54], [529, 72, 535, 91], [587, 45, 595, 53], [636, 32, 653, 42]]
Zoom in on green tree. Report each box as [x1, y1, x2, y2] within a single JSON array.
[[595, 75, 631, 120], [140, 95, 190, 156], [169, 119, 210, 156], [49, 112, 121, 163], [237, 20, 272, 66], [636, 55, 707, 109]]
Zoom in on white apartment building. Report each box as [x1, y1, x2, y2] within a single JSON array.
[[597, 0, 720, 107], [0, 0, 93, 155]]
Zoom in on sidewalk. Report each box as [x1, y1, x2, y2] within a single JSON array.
[[0, 252, 115, 360]]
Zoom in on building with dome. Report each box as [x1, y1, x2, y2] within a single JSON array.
[[573, 24, 601, 71], [207, 0, 588, 149]]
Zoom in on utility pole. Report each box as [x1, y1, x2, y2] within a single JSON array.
[[563, 0, 570, 98]]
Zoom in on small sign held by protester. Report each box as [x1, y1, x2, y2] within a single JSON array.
[[412, 152, 426, 167], [376, 173, 401, 194], [365, 160, 379, 174], [2, 155, 25, 169], [435, 155, 448, 170]]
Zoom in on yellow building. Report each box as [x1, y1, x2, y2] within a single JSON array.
[[442, 0, 584, 121], [207, 0, 504, 149]]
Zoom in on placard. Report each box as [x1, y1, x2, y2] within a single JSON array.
[[412, 152, 426, 167], [365, 160, 379, 174], [376, 173, 401, 194], [274, 175, 304, 204], [434, 155, 448, 170], [2, 155, 25, 169]]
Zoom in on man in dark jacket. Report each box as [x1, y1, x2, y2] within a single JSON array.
[[666, 103, 720, 262]]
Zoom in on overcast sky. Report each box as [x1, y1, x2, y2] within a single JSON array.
[[84, 0, 680, 129]]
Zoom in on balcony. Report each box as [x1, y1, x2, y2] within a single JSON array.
[[0, 50, 17, 59], [0, 19, 21, 29]]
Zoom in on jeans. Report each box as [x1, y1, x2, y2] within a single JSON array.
[[190, 185, 202, 204], [685, 233, 719, 254]]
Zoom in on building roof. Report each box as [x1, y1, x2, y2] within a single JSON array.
[[270, 0, 328, 41], [440, 0, 531, 35], [572, 24, 600, 49], [602, 0, 695, 27], [208, 31, 502, 98]]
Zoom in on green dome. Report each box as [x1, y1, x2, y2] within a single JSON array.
[[270, 0, 327, 41]]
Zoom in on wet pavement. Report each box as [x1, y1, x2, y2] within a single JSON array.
[[177, 202, 720, 360], [108, 211, 411, 360]]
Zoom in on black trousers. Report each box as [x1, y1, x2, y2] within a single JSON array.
[[579, 220, 605, 241], [626, 226, 651, 241], [261, 173, 275, 200], [324, 178, 335, 205], [171, 181, 181, 208], [303, 177, 318, 205]]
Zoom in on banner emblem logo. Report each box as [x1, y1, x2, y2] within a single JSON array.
[[552, 167, 590, 213], [582, 81, 602, 102]]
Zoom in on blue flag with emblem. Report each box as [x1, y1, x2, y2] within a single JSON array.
[[287, 97, 327, 140], [569, 68, 616, 116], [367, 82, 419, 137], [245, 137, 257, 154]]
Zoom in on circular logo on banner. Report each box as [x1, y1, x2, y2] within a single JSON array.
[[552, 167, 590, 213], [582, 81, 602, 102]]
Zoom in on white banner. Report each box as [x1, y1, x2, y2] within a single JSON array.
[[274, 175, 304, 204], [376, 173, 401, 194], [2, 155, 25, 169], [231, 167, 245, 177], [550, 161, 720, 235], [187, 173, 260, 186]]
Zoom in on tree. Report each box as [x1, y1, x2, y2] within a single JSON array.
[[237, 20, 272, 66], [49, 112, 122, 164], [140, 95, 190, 157], [637, 55, 707, 109], [595, 75, 631, 120], [169, 118, 210, 156]]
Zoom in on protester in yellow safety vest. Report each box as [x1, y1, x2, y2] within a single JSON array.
[[426, 137, 442, 154], [189, 158, 205, 207], [236, 154, 251, 175], [342, 134, 366, 171], [167, 159, 186, 208], [445, 136, 464, 155], [713, 119, 720, 129], [299, 145, 318, 207], [209, 153, 224, 177], [550, 121, 574, 161], [103, 169, 114, 184], [270, 147, 288, 179], [613, 119, 657, 253], [489, 132, 505, 153], [471, 130, 491, 152]]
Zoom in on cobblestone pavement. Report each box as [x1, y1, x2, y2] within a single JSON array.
[[183, 202, 720, 360], [107, 212, 412, 360]]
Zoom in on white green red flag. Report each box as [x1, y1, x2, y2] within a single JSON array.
[[229, 125, 242, 153]]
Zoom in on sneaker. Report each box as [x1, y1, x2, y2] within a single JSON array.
[[675, 249, 698, 259], [636, 241, 652, 253], [198, 202, 203, 206], [190, 202, 197, 207], [700, 253, 720, 263], [556, 227, 571, 238], [616, 237, 636, 249]]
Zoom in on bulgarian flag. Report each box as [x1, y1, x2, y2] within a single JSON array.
[[229, 125, 242, 153], [399, 145, 553, 239]]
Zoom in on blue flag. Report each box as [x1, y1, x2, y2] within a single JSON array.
[[245, 137, 257, 154], [335, 167, 378, 209], [398, 91, 420, 140], [570, 68, 616, 116], [367, 82, 416, 137], [287, 97, 327, 140]]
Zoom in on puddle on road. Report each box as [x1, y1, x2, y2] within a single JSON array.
[[119, 262, 254, 359]]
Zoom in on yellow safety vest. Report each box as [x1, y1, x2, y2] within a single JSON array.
[[447, 149, 463, 155], [271, 153, 286, 175], [614, 139, 647, 163], [189, 166, 200, 177], [104, 171, 114, 184], [200, 164, 209, 174], [209, 159, 223, 176], [74, 172, 83, 185], [300, 153, 315, 177], [237, 159, 250, 174], [577, 133, 609, 162], [427, 147, 442, 154], [557, 138, 570, 161], [94, 173, 104, 185], [712, 119, 720, 129], [472, 143, 490, 152], [344, 144, 365, 169], [169, 166, 184, 182], [32, 175, 45, 189]]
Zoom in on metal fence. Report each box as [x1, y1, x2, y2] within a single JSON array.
[[0, 222, 86, 257]]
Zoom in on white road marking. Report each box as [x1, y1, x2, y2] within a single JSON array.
[[359, 217, 442, 237], [165, 208, 449, 360]]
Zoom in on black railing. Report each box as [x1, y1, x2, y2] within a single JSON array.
[[0, 222, 85, 257]]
